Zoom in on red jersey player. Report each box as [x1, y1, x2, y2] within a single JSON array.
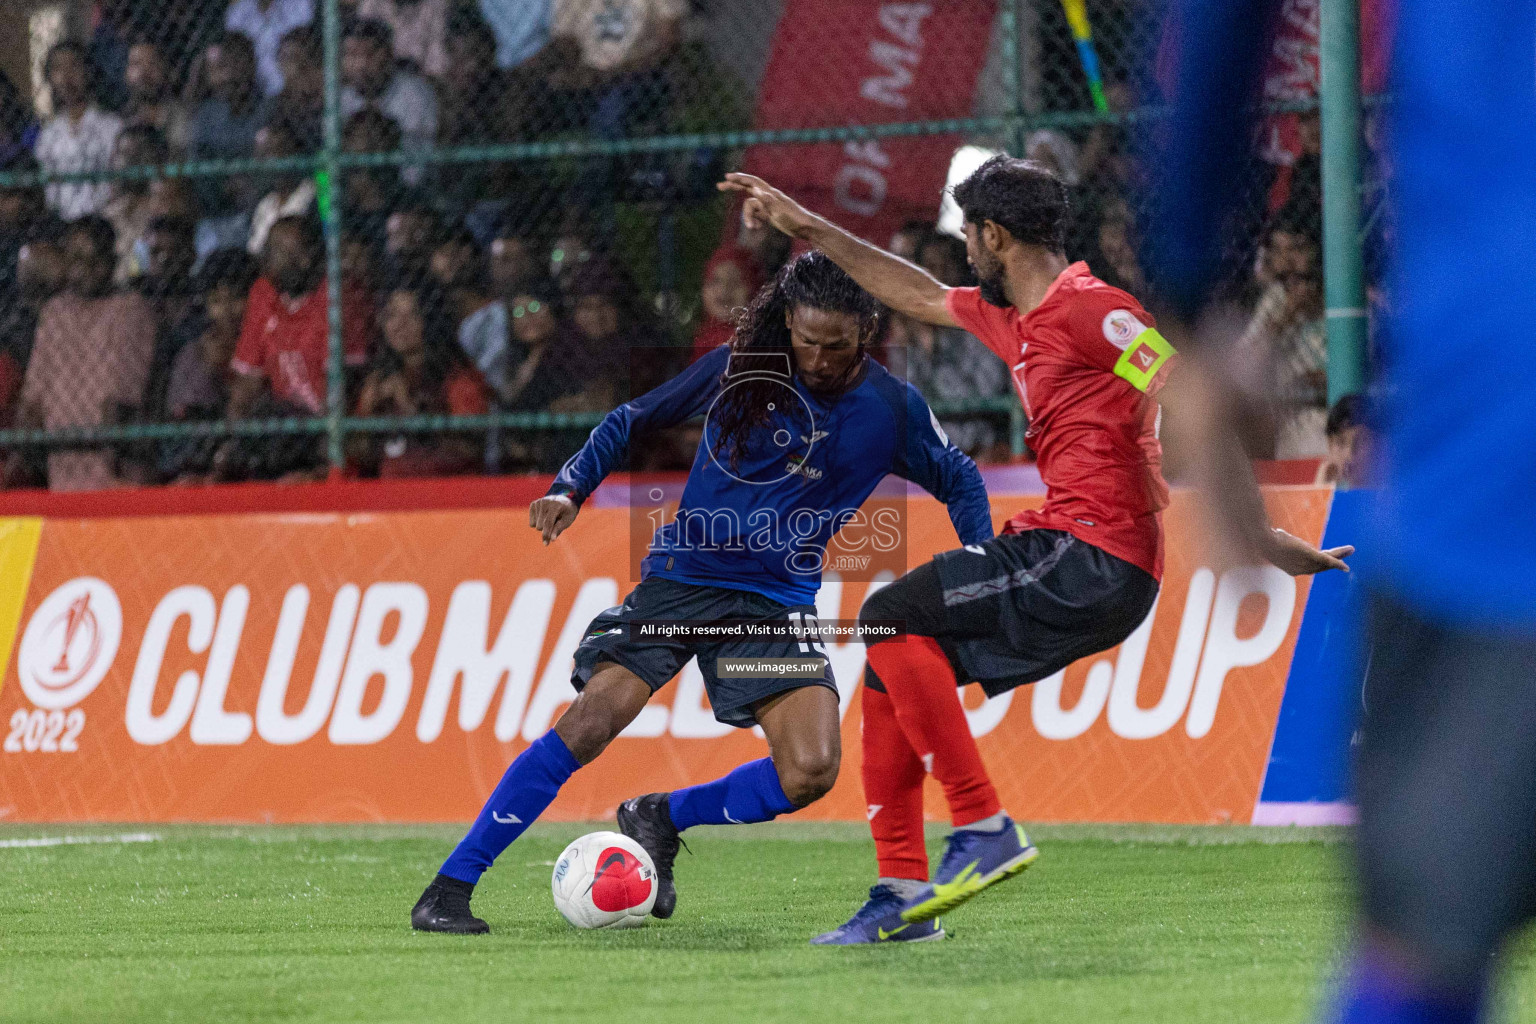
[[720, 157, 1351, 945]]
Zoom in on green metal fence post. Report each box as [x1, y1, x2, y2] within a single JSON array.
[[321, 0, 346, 474], [1320, 0, 1367, 404], [1002, 0, 1027, 159], [1003, 0, 1028, 457]]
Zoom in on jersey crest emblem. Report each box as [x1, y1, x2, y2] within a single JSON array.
[[1102, 309, 1148, 351]]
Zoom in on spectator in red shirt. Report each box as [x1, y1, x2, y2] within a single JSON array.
[[230, 214, 372, 418], [689, 245, 760, 363], [222, 214, 372, 480], [353, 283, 489, 477]]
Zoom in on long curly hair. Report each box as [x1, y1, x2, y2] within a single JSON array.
[[709, 251, 881, 472]]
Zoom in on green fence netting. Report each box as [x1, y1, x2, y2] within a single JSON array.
[[0, 0, 1359, 489]]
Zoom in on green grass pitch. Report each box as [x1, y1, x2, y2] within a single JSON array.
[[2, 822, 1533, 1023]]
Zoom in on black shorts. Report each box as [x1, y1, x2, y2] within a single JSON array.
[[571, 576, 837, 728], [861, 529, 1158, 697], [1354, 594, 1536, 983]]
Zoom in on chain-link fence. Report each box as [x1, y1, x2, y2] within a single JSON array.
[[0, 0, 1369, 491]]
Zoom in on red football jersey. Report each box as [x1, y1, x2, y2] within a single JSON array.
[[945, 262, 1176, 579], [232, 277, 372, 415]]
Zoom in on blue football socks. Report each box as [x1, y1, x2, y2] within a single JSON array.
[[1331, 950, 1484, 1024], [440, 730, 581, 884], [668, 757, 798, 831]]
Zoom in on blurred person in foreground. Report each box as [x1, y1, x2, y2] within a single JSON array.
[[14, 217, 157, 491], [352, 284, 490, 477], [1151, 2, 1535, 1022]]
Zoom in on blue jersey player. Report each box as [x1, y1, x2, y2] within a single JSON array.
[[1153, 2, 1536, 1022], [412, 252, 993, 933]]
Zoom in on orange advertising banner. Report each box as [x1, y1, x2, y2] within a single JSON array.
[[0, 487, 1330, 825]]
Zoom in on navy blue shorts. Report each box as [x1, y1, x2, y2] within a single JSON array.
[[571, 576, 837, 728]]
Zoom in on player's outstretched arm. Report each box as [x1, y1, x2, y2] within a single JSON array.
[[530, 494, 579, 546], [1160, 355, 1352, 577], [719, 173, 959, 328], [537, 344, 732, 545], [1266, 527, 1353, 576]]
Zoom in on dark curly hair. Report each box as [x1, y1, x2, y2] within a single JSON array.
[[709, 251, 881, 472], [951, 155, 1071, 254]]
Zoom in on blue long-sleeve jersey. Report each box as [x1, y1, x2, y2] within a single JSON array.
[[1150, 0, 1536, 626], [550, 344, 994, 606]]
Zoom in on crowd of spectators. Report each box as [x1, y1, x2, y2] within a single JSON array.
[[0, 1, 1367, 492]]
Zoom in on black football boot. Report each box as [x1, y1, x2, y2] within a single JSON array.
[[617, 793, 682, 919], [411, 874, 490, 934]]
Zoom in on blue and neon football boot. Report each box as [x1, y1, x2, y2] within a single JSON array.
[[899, 817, 1038, 924], [810, 885, 946, 945]]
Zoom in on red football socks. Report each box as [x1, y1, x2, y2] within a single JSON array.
[[865, 635, 1001, 828], [860, 683, 929, 880]]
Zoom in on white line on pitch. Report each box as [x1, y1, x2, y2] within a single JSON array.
[[0, 832, 162, 849]]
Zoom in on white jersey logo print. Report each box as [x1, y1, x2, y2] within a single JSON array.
[[491, 812, 522, 825], [723, 807, 745, 825], [866, 804, 883, 821]]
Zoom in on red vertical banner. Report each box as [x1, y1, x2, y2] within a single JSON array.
[[743, 1, 1000, 243], [1155, 0, 1394, 171]]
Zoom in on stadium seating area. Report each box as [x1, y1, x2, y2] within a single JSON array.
[[0, 0, 1386, 491]]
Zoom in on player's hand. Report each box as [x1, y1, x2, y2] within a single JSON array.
[[529, 494, 579, 546], [717, 173, 820, 240], [1263, 528, 1353, 576]]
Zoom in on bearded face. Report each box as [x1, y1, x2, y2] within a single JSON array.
[[977, 261, 1009, 308], [965, 221, 1010, 308]]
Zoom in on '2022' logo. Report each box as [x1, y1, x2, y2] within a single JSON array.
[[17, 578, 122, 709]]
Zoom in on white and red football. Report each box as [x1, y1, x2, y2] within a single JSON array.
[[551, 831, 657, 929]]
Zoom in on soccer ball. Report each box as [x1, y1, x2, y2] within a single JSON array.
[[551, 831, 657, 929]]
